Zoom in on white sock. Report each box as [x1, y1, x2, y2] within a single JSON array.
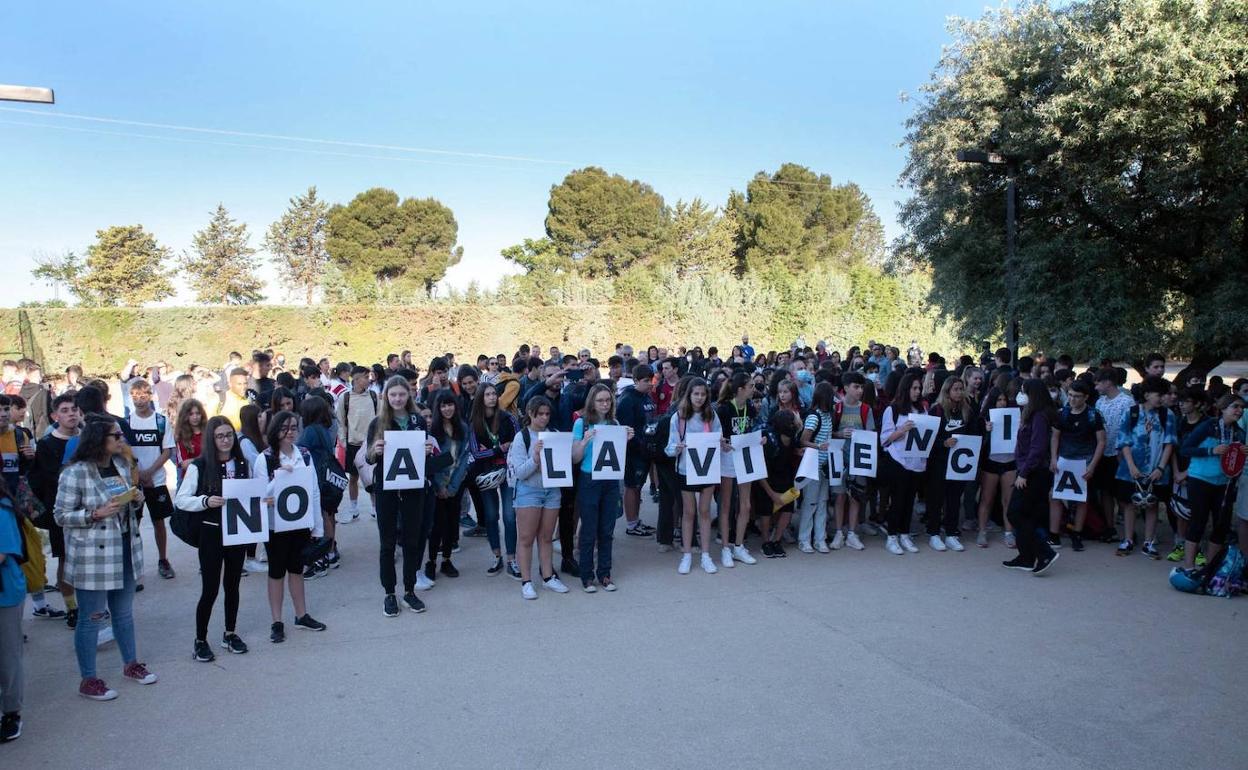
[[32, 593, 48, 610]]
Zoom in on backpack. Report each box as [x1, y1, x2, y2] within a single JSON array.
[[1127, 404, 1168, 433], [344, 389, 378, 420], [832, 401, 871, 433]]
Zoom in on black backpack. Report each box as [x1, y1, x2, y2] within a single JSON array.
[[1128, 404, 1168, 433]]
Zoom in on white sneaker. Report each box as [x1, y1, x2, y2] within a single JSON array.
[[334, 509, 353, 525], [946, 536, 965, 552], [929, 535, 947, 552], [900, 534, 919, 553], [521, 582, 538, 600], [798, 542, 815, 554], [701, 553, 718, 574], [846, 531, 865, 550], [678, 553, 692, 574], [815, 540, 830, 554], [885, 536, 904, 555], [721, 547, 734, 568], [830, 531, 845, 550], [543, 575, 569, 593], [658, 543, 673, 553], [243, 558, 267, 574], [414, 572, 435, 591], [732, 544, 757, 565], [97, 625, 115, 648]]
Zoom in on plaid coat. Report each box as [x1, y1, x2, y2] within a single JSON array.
[[53, 457, 145, 591]]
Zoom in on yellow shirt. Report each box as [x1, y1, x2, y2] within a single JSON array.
[[215, 391, 249, 431]]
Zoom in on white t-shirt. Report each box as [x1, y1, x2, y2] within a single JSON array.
[[126, 410, 175, 486]]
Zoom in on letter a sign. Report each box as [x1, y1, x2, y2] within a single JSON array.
[[591, 426, 627, 481], [383, 430, 427, 490]]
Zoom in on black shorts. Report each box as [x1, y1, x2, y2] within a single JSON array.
[[1115, 478, 1171, 507], [678, 474, 715, 493], [1093, 455, 1118, 490], [981, 458, 1017, 475], [345, 443, 362, 478], [142, 486, 174, 522], [267, 528, 311, 579], [624, 453, 651, 489]]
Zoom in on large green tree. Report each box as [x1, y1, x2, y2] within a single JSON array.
[[544, 167, 669, 277], [899, 0, 1248, 370], [38, 226, 175, 306], [181, 204, 263, 305], [661, 198, 740, 277], [728, 163, 872, 273], [265, 186, 330, 304], [326, 187, 462, 297]]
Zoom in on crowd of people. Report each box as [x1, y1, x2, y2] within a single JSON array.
[[0, 337, 1246, 743]]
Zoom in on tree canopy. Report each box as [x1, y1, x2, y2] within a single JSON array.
[[37, 225, 175, 307], [899, 0, 1248, 369], [544, 167, 669, 277], [326, 187, 462, 297], [265, 186, 330, 305], [182, 204, 263, 305]]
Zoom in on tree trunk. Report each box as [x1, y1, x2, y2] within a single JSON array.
[[306, 284, 314, 305], [1175, 350, 1225, 385]]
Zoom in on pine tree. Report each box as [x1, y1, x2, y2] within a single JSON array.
[[265, 186, 330, 304], [181, 204, 263, 304], [74, 225, 175, 306]]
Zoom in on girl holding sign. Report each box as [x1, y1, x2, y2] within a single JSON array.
[[880, 373, 927, 555], [797, 382, 836, 554], [427, 391, 472, 582], [925, 377, 983, 553], [666, 378, 725, 575], [976, 381, 1019, 549], [252, 411, 327, 643], [366, 376, 435, 618], [174, 416, 251, 662], [571, 384, 633, 591], [715, 372, 762, 567], [468, 383, 521, 580], [507, 396, 571, 599]]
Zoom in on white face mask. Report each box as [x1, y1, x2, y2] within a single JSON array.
[[1049, 390, 1060, 401], [1016, 392, 1029, 407]]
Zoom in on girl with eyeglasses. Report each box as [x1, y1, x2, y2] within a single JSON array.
[[175, 416, 251, 661]]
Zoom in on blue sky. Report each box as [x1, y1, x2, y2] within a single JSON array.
[[0, 1, 993, 306]]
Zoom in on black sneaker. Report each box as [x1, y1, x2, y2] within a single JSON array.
[[1070, 532, 1085, 552], [294, 613, 327, 631], [303, 561, 326, 580], [506, 560, 522, 581], [326, 550, 341, 569], [158, 559, 176, 579], [424, 561, 437, 581], [32, 606, 66, 620], [193, 639, 215, 662], [402, 592, 426, 613], [0, 712, 21, 743], [1002, 557, 1034, 571], [1033, 551, 1060, 575], [440, 560, 459, 578], [560, 558, 580, 578], [773, 542, 788, 558], [761, 541, 777, 558], [270, 621, 285, 643], [487, 556, 504, 576], [65, 608, 78, 629], [135, 583, 144, 592], [464, 525, 488, 538], [625, 524, 650, 537], [222, 633, 248, 654], [649, 488, 660, 503], [383, 594, 399, 617], [1047, 534, 1062, 549]]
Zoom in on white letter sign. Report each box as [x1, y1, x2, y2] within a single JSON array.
[[382, 430, 427, 490]]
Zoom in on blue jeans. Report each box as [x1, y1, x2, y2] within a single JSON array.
[[75, 537, 138, 679], [479, 482, 517, 555], [577, 473, 620, 582]]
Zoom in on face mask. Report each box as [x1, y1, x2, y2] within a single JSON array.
[[1015, 392, 1029, 407], [1049, 390, 1059, 401]]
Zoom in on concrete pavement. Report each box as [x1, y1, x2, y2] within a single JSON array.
[[4, 495, 1246, 769]]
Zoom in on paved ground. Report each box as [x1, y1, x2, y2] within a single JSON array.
[[5, 493, 1246, 769]]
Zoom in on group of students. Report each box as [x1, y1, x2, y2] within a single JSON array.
[[1, 340, 1246, 744]]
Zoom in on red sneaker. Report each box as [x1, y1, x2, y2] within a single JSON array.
[[79, 677, 118, 701], [123, 662, 158, 685]]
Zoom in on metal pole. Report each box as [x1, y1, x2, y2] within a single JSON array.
[[1005, 165, 1018, 364]]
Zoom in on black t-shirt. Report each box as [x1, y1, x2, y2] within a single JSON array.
[[1056, 406, 1104, 458], [716, 400, 758, 438], [248, 377, 276, 410]]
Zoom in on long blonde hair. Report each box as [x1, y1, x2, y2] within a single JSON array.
[[937, 376, 971, 423], [377, 375, 415, 428]]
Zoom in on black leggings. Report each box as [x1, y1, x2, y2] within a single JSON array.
[[885, 456, 923, 536], [376, 489, 428, 593], [1007, 470, 1054, 564], [428, 490, 464, 562], [196, 522, 245, 640], [558, 484, 578, 558], [1186, 478, 1232, 546], [925, 474, 967, 536]]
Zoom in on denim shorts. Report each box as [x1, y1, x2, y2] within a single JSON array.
[[513, 483, 561, 509]]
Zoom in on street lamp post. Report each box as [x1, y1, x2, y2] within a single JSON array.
[[0, 84, 55, 103], [957, 149, 1019, 365]]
